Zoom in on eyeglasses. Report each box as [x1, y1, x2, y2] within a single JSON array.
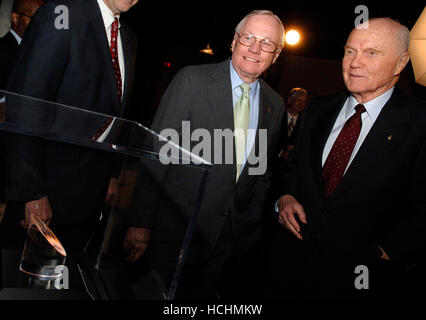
[[236, 33, 278, 53], [14, 11, 32, 19]]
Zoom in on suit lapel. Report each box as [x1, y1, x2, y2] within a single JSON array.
[[310, 92, 348, 194], [207, 60, 234, 131], [119, 22, 134, 115], [84, 0, 120, 113], [331, 89, 411, 198], [207, 60, 236, 180]]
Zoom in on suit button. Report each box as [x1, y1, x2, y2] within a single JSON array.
[[222, 210, 230, 216]]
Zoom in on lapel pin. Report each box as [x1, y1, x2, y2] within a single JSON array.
[[387, 135, 392, 141], [267, 107, 271, 113]]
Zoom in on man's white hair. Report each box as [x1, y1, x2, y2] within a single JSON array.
[[235, 10, 285, 49]]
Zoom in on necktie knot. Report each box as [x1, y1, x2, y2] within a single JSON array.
[[240, 83, 250, 96], [354, 104, 366, 115], [112, 17, 119, 29]]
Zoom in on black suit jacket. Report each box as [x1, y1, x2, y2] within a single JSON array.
[[0, 31, 19, 92], [279, 89, 426, 275], [5, 0, 137, 225], [0, 31, 19, 202], [129, 59, 284, 278]]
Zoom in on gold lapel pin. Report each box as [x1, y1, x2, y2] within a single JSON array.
[[387, 135, 392, 141]]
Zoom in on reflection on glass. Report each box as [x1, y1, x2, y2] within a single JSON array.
[[19, 215, 67, 280]]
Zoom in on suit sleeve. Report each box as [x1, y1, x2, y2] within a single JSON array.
[[380, 132, 426, 265], [250, 94, 285, 216], [5, 3, 70, 201], [126, 67, 193, 227]]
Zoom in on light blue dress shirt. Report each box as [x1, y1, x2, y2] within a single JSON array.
[[230, 60, 260, 173]]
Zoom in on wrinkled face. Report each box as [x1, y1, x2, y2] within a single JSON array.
[[231, 14, 282, 83], [103, 0, 139, 15], [342, 20, 409, 102], [288, 94, 307, 114]]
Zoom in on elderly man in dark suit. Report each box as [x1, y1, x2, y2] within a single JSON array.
[[1, 0, 138, 253], [273, 17, 426, 299], [123, 10, 285, 299]]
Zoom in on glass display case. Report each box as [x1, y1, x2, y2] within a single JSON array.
[[0, 90, 212, 300]]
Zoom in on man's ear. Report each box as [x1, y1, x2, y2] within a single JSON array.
[[394, 51, 410, 75], [11, 12, 19, 30], [272, 49, 282, 64], [230, 33, 238, 52]]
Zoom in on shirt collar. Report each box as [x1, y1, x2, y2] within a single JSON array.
[[345, 87, 394, 122], [97, 0, 120, 30], [230, 60, 259, 93], [9, 29, 22, 45]]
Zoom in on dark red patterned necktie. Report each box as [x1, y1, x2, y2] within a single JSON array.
[[322, 104, 366, 197], [91, 18, 121, 141], [110, 17, 122, 102]]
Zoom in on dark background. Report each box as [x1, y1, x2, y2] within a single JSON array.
[[121, 2, 426, 124]]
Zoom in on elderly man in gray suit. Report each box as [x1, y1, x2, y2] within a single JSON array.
[[124, 10, 286, 300]]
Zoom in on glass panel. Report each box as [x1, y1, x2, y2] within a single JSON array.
[[0, 90, 212, 299]]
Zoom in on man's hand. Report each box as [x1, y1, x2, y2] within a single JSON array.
[[105, 178, 119, 206], [278, 194, 307, 240], [278, 145, 295, 160], [123, 227, 151, 262], [23, 196, 53, 228]]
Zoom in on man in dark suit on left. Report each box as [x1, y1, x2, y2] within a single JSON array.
[[0, 0, 45, 213], [0, 0, 139, 254]]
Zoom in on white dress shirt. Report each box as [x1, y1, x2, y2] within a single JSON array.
[[96, 0, 125, 97], [322, 87, 394, 173]]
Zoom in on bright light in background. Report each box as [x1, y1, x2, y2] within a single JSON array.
[[285, 30, 300, 45]]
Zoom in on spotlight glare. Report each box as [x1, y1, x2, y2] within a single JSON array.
[[285, 30, 300, 45]]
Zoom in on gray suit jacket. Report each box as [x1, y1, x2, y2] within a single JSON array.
[[129, 59, 284, 273]]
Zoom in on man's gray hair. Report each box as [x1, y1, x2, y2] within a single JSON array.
[[235, 10, 285, 49]]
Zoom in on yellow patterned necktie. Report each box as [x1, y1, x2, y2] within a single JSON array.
[[234, 83, 250, 181]]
